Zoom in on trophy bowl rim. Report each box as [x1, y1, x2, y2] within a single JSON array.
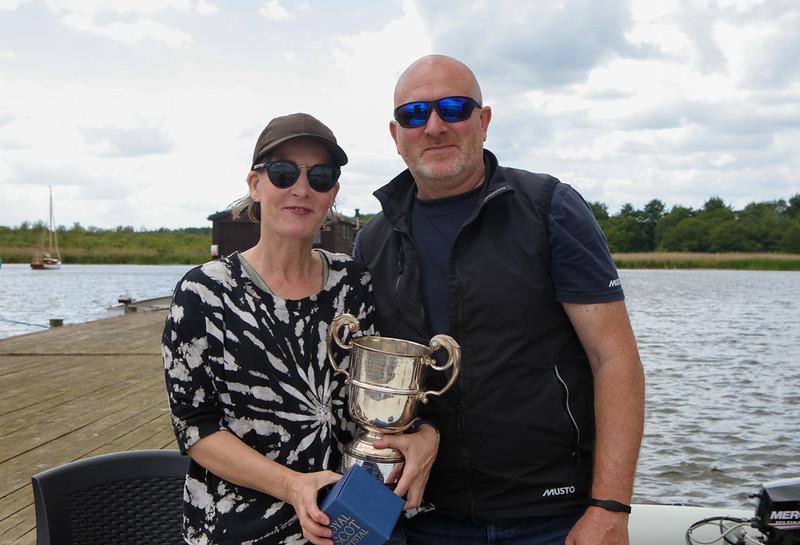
[[350, 335, 432, 356]]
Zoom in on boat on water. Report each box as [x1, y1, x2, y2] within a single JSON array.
[[632, 477, 800, 545], [31, 186, 62, 270], [629, 503, 752, 544]]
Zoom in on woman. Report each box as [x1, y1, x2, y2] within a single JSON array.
[[162, 113, 381, 545]]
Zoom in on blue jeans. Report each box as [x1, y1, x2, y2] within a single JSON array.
[[390, 510, 584, 545]]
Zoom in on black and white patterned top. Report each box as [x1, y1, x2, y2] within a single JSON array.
[[162, 251, 375, 545]]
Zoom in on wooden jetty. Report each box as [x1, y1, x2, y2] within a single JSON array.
[[0, 310, 177, 545]]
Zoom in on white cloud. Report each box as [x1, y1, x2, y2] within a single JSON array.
[[415, 0, 650, 91], [38, 0, 194, 46], [0, 0, 797, 228], [196, 0, 217, 15], [83, 125, 174, 158], [43, 0, 192, 17], [58, 13, 192, 46], [322, 0, 433, 215], [0, 0, 27, 10], [259, 0, 293, 21]]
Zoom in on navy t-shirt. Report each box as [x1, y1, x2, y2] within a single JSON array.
[[410, 182, 623, 335], [411, 186, 483, 335]]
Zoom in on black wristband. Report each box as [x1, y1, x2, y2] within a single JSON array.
[[588, 498, 632, 513]]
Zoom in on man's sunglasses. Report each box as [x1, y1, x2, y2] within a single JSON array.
[[393, 96, 482, 128], [252, 160, 340, 193]]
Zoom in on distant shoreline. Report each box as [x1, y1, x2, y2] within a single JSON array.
[[2, 249, 800, 271], [613, 252, 800, 271], [0, 246, 208, 265]]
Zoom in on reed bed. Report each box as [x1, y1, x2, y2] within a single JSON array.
[[613, 252, 800, 271], [4, 246, 799, 270]]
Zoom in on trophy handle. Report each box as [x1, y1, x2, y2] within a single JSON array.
[[418, 334, 461, 404], [326, 313, 360, 379]]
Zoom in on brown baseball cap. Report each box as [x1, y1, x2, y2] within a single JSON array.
[[251, 112, 348, 168]]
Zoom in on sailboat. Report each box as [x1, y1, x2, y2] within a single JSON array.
[[30, 186, 62, 270]]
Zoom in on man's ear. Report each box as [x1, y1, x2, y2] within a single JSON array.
[[480, 106, 492, 141], [389, 120, 400, 153]]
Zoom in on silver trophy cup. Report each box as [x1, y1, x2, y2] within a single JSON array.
[[326, 313, 461, 486]]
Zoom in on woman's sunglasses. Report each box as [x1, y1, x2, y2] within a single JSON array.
[[252, 160, 341, 193], [393, 96, 482, 128]]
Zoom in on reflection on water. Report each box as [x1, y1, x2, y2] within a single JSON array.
[[1, 265, 798, 508], [623, 269, 800, 508]]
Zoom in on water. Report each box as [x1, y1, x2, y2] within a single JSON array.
[[0, 263, 192, 338], [0, 265, 798, 509], [623, 269, 800, 509]]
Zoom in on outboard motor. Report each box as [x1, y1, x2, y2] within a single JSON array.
[[752, 478, 800, 545], [686, 477, 800, 545]]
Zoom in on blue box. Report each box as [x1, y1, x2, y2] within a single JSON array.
[[320, 464, 404, 545]]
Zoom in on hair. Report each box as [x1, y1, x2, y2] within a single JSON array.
[[231, 148, 271, 222], [230, 192, 260, 222]]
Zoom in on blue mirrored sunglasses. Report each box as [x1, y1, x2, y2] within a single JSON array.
[[393, 96, 482, 128]]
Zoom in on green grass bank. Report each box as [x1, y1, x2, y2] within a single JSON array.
[[0, 226, 211, 265], [613, 252, 800, 271]]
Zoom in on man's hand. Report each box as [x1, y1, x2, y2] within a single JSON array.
[[372, 424, 439, 509], [566, 507, 630, 545], [284, 470, 342, 545]]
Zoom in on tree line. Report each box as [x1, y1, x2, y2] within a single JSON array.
[[589, 194, 800, 254], [0, 223, 211, 264], [2, 193, 799, 265]]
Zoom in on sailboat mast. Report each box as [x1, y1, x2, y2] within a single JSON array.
[[48, 186, 61, 260], [30, 186, 62, 269], [48, 186, 54, 249]]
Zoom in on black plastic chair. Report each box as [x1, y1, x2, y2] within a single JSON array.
[[31, 449, 190, 545]]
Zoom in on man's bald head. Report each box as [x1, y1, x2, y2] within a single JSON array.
[[389, 54, 491, 200], [394, 55, 483, 107]]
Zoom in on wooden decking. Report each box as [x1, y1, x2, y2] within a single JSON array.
[[0, 310, 177, 545]]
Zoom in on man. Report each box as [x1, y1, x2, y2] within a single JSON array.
[[355, 55, 645, 545]]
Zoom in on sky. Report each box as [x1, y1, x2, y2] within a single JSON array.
[[1, 0, 798, 229]]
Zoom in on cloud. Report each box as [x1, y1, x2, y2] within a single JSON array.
[[8, 161, 101, 191], [319, 0, 433, 215], [196, 0, 217, 15], [42, 0, 192, 17], [259, 0, 293, 21], [0, 0, 27, 10], [1, 0, 797, 228], [672, 1, 727, 73], [83, 125, 174, 158], [416, 0, 655, 91], [1, 49, 15, 59], [39, 0, 194, 46], [732, 15, 800, 88], [640, 1, 800, 89], [58, 13, 192, 46]]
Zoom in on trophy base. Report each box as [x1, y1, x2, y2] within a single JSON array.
[[342, 431, 404, 488]]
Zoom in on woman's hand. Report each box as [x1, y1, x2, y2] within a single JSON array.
[[284, 469, 342, 545], [372, 424, 439, 509]]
